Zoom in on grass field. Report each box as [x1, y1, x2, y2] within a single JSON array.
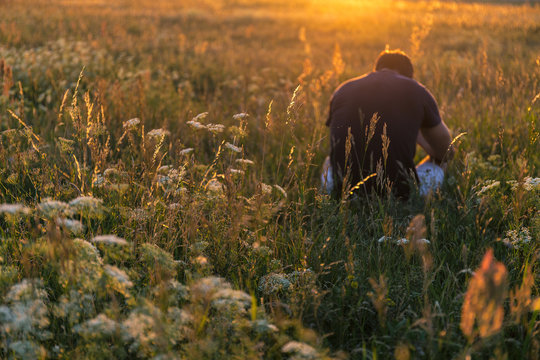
[[0, 0, 539, 358]]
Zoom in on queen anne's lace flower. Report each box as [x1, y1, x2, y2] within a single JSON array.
[[229, 168, 245, 175], [123, 117, 140, 130], [0, 203, 31, 216], [502, 227, 531, 249], [191, 276, 230, 299], [281, 341, 319, 359], [476, 180, 500, 195], [192, 112, 208, 121], [252, 319, 278, 334], [6, 279, 47, 303], [186, 120, 206, 130], [232, 113, 249, 120], [56, 218, 85, 235], [236, 158, 254, 165], [104, 265, 133, 288], [225, 142, 241, 153], [211, 289, 252, 312], [258, 273, 291, 295], [38, 198, 69, 217], [74, 313, 119, 338], [91, 234, 128, 246], [206, 179, 225, 194], [147, 128, 170, 138], [179, 148, 194, 155], [260, 183, 273, 195], [69, 196, 104, 217], [206, 123, 225, 133]]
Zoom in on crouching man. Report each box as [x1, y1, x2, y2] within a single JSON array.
[[322, 49, 454, 199]]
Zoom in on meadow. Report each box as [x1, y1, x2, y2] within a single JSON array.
[[0, 0, 538, 358]]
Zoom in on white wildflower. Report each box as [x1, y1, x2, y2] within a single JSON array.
[[274, 184, 287, 198], [179, 147, 194, 155], [168, 168, 184, 181], [140, 243, 177, 279], [523, 177, 540, 191], [281, 341, 319, 359], [379, 235, 428, 246], [258, 273, 291, 295], [3, 299, 50, 334], [236, 158, 254, 166], [193, 112, 209, 121], [191, 276, 231, 299], [252, 319, 278, 334], [502, 227, 532, 249], [72, 238, 102, 263], [0, 203, 31, 216], [508, 180, 518, 190], [232, 113, 249, 120], [206, 123, 225, 133], [68, 196, 104, 215], [186, 120, 206, 130], [8, 341, 46, 360], [396, 238, 409, 245], [160, 280, 189, 304], [157, 175, 171, 185], [91, 234, 128, 246], [168, 307, 193, 325], [0, 306, 14, 324], [6, 279, 47, 303], [37, 198, 69, 217], [104, 265, 133, 287], [92, 174, 105, 187], [211, 288, 252, 312], [53, 290, 96, 326], [224, 142, 241, 153], [122, 308, 160, 355], [260, 182, 273, 195], [168, 203, 181, 210], [74, 313, 119, 338], [206, 179, 224, 194], [123, 117, 141, 130], [147, 128, 170, 138], [56, 218, 85, 235], [476, 180, 500, 195], [229, 168, 245, 175], [158, 165, 172, 174], [103, 168, 120, 178]]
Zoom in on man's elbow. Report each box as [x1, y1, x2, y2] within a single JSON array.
[[422, 123, 454, 163]]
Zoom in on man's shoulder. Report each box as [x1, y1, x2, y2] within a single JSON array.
[[333, 73, 370, 94], [333, 71, 425, 95]]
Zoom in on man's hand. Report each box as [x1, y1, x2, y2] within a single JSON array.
[[417, 122, 454, 164]]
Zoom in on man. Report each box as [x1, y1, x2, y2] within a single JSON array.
[[323, 49, 453, 199]]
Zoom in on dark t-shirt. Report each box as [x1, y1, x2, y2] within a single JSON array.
[[326, 69, 442, 198]]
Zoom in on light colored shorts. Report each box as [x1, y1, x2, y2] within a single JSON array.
[[320, 156, 444, 197]]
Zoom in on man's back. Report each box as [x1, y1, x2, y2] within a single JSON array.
[[327, 69, 442, 198]]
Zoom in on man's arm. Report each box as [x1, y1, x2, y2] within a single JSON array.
[[417, 122, 454, 164]]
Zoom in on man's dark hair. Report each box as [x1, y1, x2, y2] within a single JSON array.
[[374, 50, 414, 78]]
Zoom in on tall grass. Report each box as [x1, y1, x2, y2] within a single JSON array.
[[0, 0, 538, 359]]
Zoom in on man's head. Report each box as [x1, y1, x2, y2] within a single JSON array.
[[374, 50, 414, 78]]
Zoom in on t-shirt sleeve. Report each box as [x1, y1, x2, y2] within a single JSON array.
[[421, 89, 442, 128]]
